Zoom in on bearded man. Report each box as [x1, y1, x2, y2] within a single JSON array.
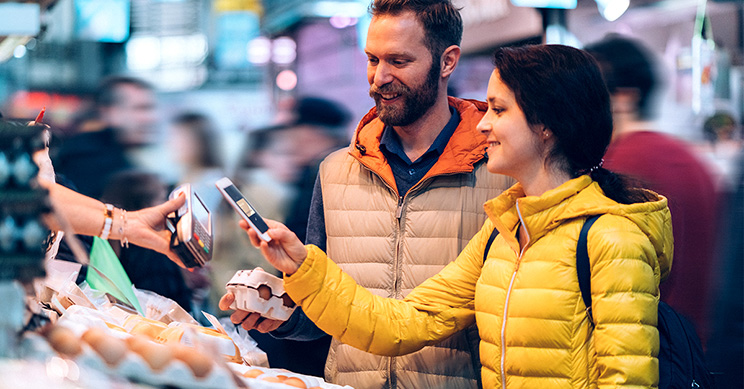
[[221, 1, 512, 387]]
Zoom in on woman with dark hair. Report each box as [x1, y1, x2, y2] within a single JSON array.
[[221, 45, 672, 388]]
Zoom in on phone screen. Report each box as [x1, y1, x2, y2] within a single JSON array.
[[224, 184, 269, 232]]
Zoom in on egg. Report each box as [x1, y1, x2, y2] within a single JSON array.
[[281, 293, 296, 308], [243, 368, 265, 378], [46, 326, 82, 357], [126, 335, 174, 371], [261, 375, 282, 383], [82, 327, 128, 366], [283, 377, 308, 388], [172, 344, 214, 378], [256, 284, 272, 300]]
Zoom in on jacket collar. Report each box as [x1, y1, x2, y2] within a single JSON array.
[[347, 96, 488, 192], [484, 175, 673, 277]]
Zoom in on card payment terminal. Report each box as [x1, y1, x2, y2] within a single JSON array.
[[167, 183, 213, 268]]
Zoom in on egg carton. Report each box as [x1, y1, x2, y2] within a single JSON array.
[[229, 364, 355, 389], [73, 338, 238, 389], [226, 268, 296, 321]]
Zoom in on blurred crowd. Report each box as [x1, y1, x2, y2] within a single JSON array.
[[1, 32, 742, 385]]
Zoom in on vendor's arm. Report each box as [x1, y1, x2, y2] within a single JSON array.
[[590, 216, 661, 388], [39, 178, 186, 265]]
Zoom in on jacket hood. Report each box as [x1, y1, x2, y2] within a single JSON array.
[[484, 175, 674, 280], [346, 97, 488, 192]]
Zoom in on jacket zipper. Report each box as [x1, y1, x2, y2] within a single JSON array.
[[355, 160, 464, 388], [500, 201, 530, 389]]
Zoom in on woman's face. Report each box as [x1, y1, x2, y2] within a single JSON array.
[[477, 69, 548, 181]]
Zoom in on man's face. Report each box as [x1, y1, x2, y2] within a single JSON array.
[[365, 11, 441, 127], [103, 84, 157, 146]]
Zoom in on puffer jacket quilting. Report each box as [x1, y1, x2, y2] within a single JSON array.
[[320, 97, 514, 389], [286, 175, 673, 389]]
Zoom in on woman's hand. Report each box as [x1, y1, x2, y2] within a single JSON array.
[[239, 219, 307, 275], [127, 195, 186, 266]]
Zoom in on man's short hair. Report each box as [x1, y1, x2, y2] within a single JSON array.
[[94, 76, 153, 108], [369, 0, 463, 62]]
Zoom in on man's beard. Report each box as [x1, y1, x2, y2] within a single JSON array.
[[370, 59, 441, 127]]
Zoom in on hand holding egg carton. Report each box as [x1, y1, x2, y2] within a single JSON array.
[[226, 268, 296, 321]]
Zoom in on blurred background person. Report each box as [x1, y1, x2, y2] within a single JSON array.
[[586, 34, 719, 346], [705, 146, 743, 388], [699, 111, 742, 191], [281, 96, 351, 243], [52, 76, 157, 200], [168, 111, 225, 212]]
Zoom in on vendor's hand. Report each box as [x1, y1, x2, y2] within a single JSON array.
[[219, 292, 285, 333], [127, 194, 186, 266], [239, 219, 307, 275]]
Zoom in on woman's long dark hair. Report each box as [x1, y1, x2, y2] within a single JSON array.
[[492, 44, 654, 204]]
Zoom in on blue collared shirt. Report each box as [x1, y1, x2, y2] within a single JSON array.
[[379, 106, 460, 196]]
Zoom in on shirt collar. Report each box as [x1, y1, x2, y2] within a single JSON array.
[[379, 106, 460, 164]]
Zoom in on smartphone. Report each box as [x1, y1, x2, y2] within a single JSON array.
[[168, 183, 213, 268], [215, 177, 272, 242]]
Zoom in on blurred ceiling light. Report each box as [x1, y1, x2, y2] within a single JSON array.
[[311, 1, 367, 18], [272, 37, 297, 65], [276, 69, 298, 91], [330, 15, 357, 29], [595, 0, 629, 21], [13, 44, 27, 59], [247, 36, 271, 65], [126, 36, 161, 70]]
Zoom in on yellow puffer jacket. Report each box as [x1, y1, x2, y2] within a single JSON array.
[[285, 176, 673, 389]]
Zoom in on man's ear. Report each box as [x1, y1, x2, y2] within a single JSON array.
[[440, 45, 461, 79]]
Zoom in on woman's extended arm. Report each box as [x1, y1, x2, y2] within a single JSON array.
[[39, 178, 186, 265], [240, 218, 489, 356]]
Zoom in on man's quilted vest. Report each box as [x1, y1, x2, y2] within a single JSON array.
[[319, 148, 511, 389]]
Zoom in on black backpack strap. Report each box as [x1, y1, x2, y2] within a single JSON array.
[[483, 228, 500, 263], [577, 214, 602, 323]]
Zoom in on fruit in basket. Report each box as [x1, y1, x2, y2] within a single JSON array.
[[126, 335, 174, 371], [173, 344, 214, 378], [82, 327, 128, 366], [45, 325, 83, 357]]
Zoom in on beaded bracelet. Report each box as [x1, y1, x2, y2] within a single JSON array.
[[99, 203, 114, 239]]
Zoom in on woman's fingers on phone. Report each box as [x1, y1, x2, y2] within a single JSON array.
[[238, 219, 262, 247]]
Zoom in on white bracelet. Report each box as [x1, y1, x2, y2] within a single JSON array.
[[99, 203, 114, 240]]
